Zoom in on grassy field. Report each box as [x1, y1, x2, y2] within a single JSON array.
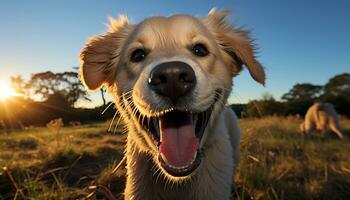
[[0, 117, 349, 200]]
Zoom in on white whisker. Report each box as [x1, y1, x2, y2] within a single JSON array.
[[108, 110, 119, 132], [101, 102, 114, 115], [113, 116, 122, 134]]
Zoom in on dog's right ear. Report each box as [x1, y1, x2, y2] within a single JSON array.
[[204, 9, 265, 85], [79, 15, 131, 91]]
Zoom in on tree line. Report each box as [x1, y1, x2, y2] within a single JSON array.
[[238, 73, 350, 118], [0, 71, 349, 131]]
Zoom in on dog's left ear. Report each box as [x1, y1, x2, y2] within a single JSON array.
[[204, 9, 265, 85], [79, 15, 131, 91]]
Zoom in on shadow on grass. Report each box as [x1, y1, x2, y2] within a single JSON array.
[[0, 145, 125, 199], [4, 137, 39, 150], [41, 146, 123, 187], [303, 129, 348, 141], [317, 175, 350, 200], [237, 153, 350, 200], [235, 166, 350, 200]]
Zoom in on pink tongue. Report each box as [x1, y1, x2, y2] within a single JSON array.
[[159, 122, 199, 168]]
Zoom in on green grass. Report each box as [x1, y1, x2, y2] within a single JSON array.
[[0, 117, 349, 199]]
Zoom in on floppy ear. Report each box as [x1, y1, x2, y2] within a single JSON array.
[[79, 15, 131, 91], [204, 9, 265, 85]]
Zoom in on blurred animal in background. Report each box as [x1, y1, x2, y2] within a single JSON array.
[[300, 102, 343, 139], [79, 9, 265, 200]]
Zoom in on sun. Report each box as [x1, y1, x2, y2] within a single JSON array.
[[0, 82, 16, 100]]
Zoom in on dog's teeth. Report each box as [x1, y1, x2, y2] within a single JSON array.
[[190, 151, 197, 165], [193, 151, 197, 160], [161, 151, 197, 170], [193, 114, 198, 126]]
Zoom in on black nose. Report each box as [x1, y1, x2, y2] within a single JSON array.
[[148, 61, 196, 102]]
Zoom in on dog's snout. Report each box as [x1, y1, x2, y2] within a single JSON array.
[[148, 61, 196, 102]]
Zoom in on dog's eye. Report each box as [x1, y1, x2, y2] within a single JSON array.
[[192, 43, 209, 57], [130, 49, 147, 62]]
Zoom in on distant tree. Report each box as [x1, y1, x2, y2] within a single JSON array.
[[281, 83, 323, 116], [10, 75, 30, 98], [27, 71, 90, 107], [281, 83, 323, 101], [283, 100, 313, 116], [100, 87, 107, 106], [45, 92, 71, 109], [60, 72, 91, 106], [245, 93, 285, 117], [322, 73, 350, 116], [323, 73, 350, 99], [230, 104, 246, 118], [28, 71, 58, 100]]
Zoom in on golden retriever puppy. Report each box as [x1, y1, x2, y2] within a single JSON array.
[[300, 102, 343, 139], [79, 9, 265, 200]]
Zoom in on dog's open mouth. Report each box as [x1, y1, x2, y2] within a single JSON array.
[[140, 106, 214, 177]]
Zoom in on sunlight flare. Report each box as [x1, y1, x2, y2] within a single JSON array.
[[0, 82, 16, 100]]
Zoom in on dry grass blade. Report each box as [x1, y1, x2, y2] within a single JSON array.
[[37, 166, 70, 179], [248, 155, 260, 163], [341, 166, 350, 174], [276, 168, 291, 180], [87, 191, 95, 198], [2, 167, 25, 199], [97, 185, 118, 200], [63, 155, 83, 181]]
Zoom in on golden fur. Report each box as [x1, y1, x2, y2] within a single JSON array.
[[79, 9, 265, 200], [300, 102, 343, 139]]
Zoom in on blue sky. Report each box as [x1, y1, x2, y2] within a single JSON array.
[[0, 0, 349, 107]]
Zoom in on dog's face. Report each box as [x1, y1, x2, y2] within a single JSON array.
[[80, 10, 265, 179]]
